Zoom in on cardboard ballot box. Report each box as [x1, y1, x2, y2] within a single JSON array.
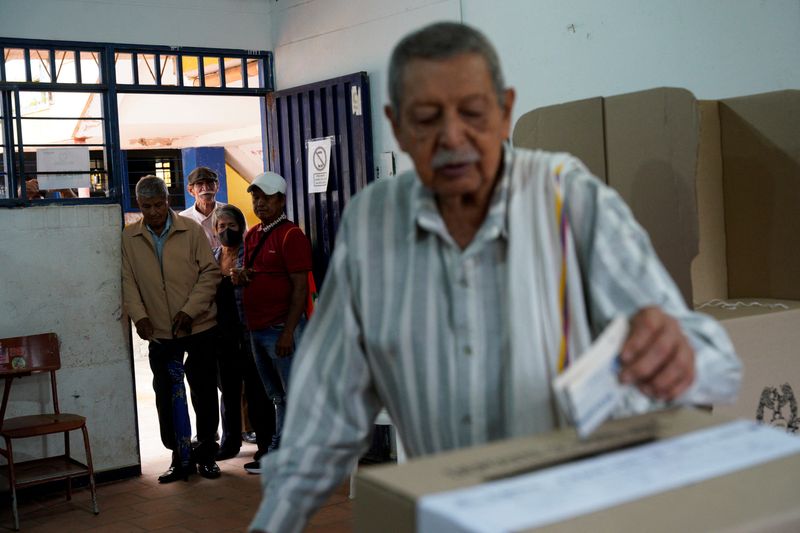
[[354, 409, 800, 533], [700, 300, 800, 428]]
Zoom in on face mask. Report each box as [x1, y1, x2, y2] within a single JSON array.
[[218, 228, 243, 247]]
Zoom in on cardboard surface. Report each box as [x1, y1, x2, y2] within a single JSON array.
[[513, 97, 607, 183], [604, 88, 699, 306], [691, 100, 728, 304], [355, 409, 800, 532], [513, 88, 699, 305], [512, 88, 800, 306], [718, 90, 800, 300], [699, 299, 800, 427]]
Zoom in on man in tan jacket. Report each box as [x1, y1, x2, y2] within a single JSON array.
[[122, 175, 222, 483]]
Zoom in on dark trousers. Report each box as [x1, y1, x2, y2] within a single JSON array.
[[149, 327, 219, 465], [217, 325, 275, 454]]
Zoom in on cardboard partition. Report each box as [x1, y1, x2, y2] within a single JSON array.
[[700, 299, 800, 428], [511, 97, 607, 183], [718, 90, 800, 300], [692, 100, 728, 304], [355, 409, 800, 532], [513, 88, 699, 305], [513, 88, 800, 306]]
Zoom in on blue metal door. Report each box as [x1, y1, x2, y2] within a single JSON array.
[[266, 72, 373, 285]]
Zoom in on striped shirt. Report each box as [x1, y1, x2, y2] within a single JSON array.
[[250, 147, 741, 533]]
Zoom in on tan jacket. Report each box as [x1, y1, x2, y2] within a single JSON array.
[[121, 211, 220, 339]]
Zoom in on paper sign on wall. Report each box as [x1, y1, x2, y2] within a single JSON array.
[[306, 137, 332, 194], [36, 147, 91, 189]]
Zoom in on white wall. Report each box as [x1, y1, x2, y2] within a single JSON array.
[[0, 0, 272, 49], [0, 205, 137, 471], [467, 0, 800, 128], [266, 0, 800, 175], [267, 0, 461, 175]]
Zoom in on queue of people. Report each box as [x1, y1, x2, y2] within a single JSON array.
[[121, 165, 312, 483]]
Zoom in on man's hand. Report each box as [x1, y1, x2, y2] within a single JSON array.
[[230, 267, 252, 286], [134, 317, 155, 341], [275, 328, 295, 358], [172, 311, 193, 337], [619, 307, 695, 401]]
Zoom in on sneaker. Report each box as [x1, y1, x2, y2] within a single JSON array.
[[244, 460, 262, 474]]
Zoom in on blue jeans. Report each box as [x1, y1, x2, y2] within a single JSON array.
[[249, 321, 304, 449]]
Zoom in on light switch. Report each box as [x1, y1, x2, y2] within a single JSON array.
[[379, 151, 395, 178]]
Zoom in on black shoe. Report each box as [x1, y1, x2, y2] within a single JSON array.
[[244, 460, 262, 474], [158, 464, 195, 484], [197, 461, 221, 479], [216, 445, 241, 460], [242, 431, 257, 444]]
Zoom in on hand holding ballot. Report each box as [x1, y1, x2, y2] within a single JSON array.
[[620, 306, 696, 402], [555, 307, 696, 438]]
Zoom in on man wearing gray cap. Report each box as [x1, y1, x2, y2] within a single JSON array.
[[180, 166, 225, 248], [232, 171, 312, 474]]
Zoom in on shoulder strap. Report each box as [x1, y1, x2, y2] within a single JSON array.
[[245, 220, 291, 268], [280, 225, 303, 252]]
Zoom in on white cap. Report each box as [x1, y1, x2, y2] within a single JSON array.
[[247, 171, 287, 195]]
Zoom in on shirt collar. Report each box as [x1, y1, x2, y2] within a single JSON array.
[[193, 201, 216, 221], [145, 211, 172, 239], [411, 143, 511, 244]]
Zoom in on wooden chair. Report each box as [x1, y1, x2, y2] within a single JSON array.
[[0, 333, 99, 530]]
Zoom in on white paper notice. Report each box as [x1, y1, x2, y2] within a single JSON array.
[[36, 147, 91, 189], [418, 421, 800, 533], [306, 137, 332, 193]]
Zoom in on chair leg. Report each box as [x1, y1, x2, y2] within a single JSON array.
[[81, 425, 99, 515], [5, 437, 19, 531], [349, 462, 357, 499]]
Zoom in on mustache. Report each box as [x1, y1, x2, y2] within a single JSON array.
[[431, 147, 481, 170]]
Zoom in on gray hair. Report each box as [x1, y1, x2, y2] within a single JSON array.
[[135, 175, 168, 199], [212, 204, 246, 232], [388, 22, 506, 115]]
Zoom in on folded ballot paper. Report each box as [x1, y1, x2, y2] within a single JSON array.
[[553, 316, 631, 438]]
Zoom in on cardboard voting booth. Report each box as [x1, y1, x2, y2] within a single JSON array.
[[354, 409, 800, 532], [512, 88, 800, 425]]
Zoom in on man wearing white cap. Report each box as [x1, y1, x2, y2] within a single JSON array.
[[233, 171, 312, 474]]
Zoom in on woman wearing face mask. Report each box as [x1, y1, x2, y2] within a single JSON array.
[[212, 204, 275, 472]]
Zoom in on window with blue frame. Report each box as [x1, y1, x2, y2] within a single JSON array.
[[1, 39, 272, 208]]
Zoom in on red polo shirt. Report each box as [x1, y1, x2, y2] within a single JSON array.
[[242, 220, 312, 330]]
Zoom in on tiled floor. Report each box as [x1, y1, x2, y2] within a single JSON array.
[[0, 352, 354, 532], [0, 456, 354, 532]]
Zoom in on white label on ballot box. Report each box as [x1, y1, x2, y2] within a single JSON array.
[[417, 420, 800, 533]]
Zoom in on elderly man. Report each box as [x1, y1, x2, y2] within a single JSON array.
[[249, 22, 742, 532], [234, 171, 312, 474], [122, 175, 222, 483], [180, 166, 225, 248]]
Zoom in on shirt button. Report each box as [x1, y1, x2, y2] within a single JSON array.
[[463, 346, 472, 356], [461, 415, 471, 425], [459, 277, 468, 287]]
